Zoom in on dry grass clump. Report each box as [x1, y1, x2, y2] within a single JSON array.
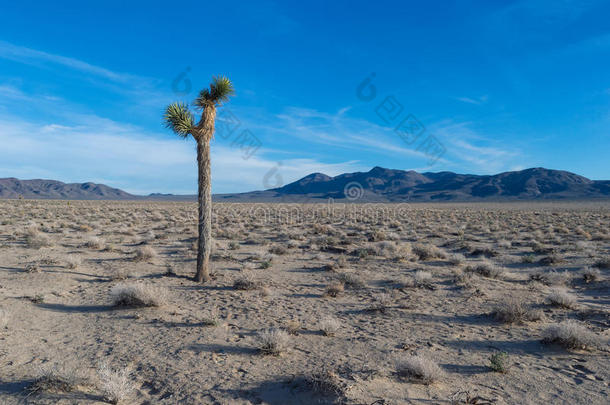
[[319, 316, 341, 336], [396, 355, 444, 384], [84, 236, 106, 250], [530, 270, 571, 286], [546, 288, 577, 309], [64, 255, 81, 269], [268, 244, 288, 255], [26, 233, 53, 249], [492, 297, 542, 324], [466, 261, 504, 279], [28, 364, 87, 394], [233, 271, 260, 290], [98, 363, 133, 404], [110, 283, 168, 307], [542, 320, 603, 350], [305, 368, 345, 397], [337, 272, 365, 289], [324, 281, 344, 297], [448, 253, 466, 266], [413, 243, 447, 260], [582, 267, 601, 283], [134, 246, 157, 262], [413, 270, 434, 289], [257, 328, 289, 355]]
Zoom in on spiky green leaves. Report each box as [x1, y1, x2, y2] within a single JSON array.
[[164, 102, 194, 138], [194, 76, 235, 108]]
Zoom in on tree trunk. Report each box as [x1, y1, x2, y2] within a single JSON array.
[[194, 106, 216, 282]]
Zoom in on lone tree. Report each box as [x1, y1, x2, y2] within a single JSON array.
[[164, 76, 235, 282]]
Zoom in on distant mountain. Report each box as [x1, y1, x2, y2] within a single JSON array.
[[0, 178, 135, 200], [2, 167, 609, 201], [216, 167, 610, 202]]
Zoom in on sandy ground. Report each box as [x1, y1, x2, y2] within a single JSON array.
[[0, 200, 608, 404]]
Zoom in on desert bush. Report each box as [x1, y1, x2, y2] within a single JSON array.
[[324, 282, 344, 297], [546, 288, 577, 309], [257, 328, 289, 355], [28, 364, 86, 394], [284, 319, 301, 335], [84, 236, 105, 250], [134, 246, 157, 262], [26, 233, 53, 249], [110, 283, 167, 307], [337, 272, 365, 289], [396, 355, 443, 384], [269, 245, 288, 255], [305, 368, 344, 397], [530, 270, 571, 286], [98, 363, 132, 404], [414, 270, 433, 288], [582, 267, 601, 283], [233, 271, 260, 290], [448, 253, 466, 266], [413, 243, 447, 260], [319, 316, 341, 336], [492, 297, 541, 324], [489, 352, 510, 373], [369, 292, 392, 313], [542, 320, 602, 350], [466, 261, 504, 279], [64, 255, 81, 269]]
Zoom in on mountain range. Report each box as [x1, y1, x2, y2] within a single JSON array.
[[1, 167, 609, 202]]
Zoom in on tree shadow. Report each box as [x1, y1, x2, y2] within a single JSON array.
[[188, 343, 258, 356], [36, 302, 115, 313]]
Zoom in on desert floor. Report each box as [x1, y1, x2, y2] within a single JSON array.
[[0, 200, 608, 404]]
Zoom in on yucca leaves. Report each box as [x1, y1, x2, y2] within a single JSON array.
[[164, 102, 194, 138], [194, 76, 235, 108]]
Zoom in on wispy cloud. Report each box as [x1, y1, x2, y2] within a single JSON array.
[[0, 40, 136, 83], [454, 95, 489, 105]]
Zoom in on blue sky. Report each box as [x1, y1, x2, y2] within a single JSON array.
[[0, 0, 608, 194]]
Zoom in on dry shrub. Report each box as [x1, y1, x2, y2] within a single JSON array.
[[546, 288, 577, 309], [337, 272, 365, 289], [257, 328, 289, 355], [448, 253, 466, 266], [493, 297, 542, 324], [233, 271, 260, 290], [98, 363, 133, 404], [319, 316, 340, 336], [582, 267, 601, 283], [134, 246, 157, 262], [28, 364, 87, 394], [466, 261, 504, 279], [84, 236, 105, 250], [396, 355, 443, 384], [306, 368, 344, 397], [64, 255, 81, 269], [531, 270, 571, 286], [324, 282, 344, 297], [26, 233, 53, 249], [542, 320, 602, 350], [413, 243, 447, 260], [110, 283, 168, 307]]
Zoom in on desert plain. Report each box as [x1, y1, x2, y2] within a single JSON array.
[[0, 199, 608, 404]]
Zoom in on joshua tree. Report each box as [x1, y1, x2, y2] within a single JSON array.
[[164, 76, 234, 282]]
